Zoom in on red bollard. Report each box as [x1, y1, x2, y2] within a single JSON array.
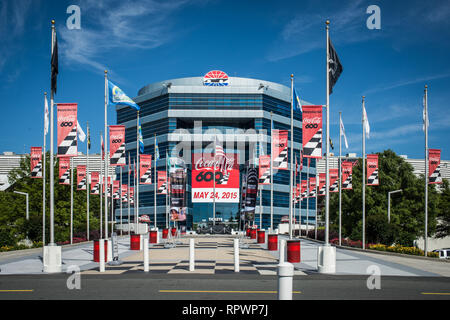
[[171, 227, 177, 237], [246, 228, 250, 237], [149, 230, 158, 244], [162, 228, 169, 239], [130, 234, 141, 250], [250, 228, 257, 240], [93, 240, 108, 262], [268, 234, 278, 251], [257, 230, 265, 244], [287, 239, 301, 263]]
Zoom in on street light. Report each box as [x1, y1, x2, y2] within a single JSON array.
[[14, 191, 29, 220], [387, 189, 402, 223]]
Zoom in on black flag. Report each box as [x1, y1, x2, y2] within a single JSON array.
[[328, 37, 342, 94], [51, 33, 58, 95]]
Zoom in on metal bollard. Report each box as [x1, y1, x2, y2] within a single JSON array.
[[277, 262, 294, 300], [279, 239, 286, 263], [99, 239, 105, 272], [234, 238, 239, 272], [143, 235, 149, 272], [189, 238, 195, 271]]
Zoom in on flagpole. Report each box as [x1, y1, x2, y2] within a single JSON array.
[[362, 96, 366, 250], [339, 111, 342, 246], [165, 151, 168, 229], [306, 158, 310, 238], [128, 153, 130, 237], [325, 21, 330, 246], [49, 20, 56, 247], [136, 111, 140, 233], [120, 166, 123, 236], [315, 171, 318, 240], [43, 92, 47, 246], [424, 85, 429, 256], [154, 134, 157, 229], [289, 74, 294, 240], [104, 70, 109, 241], [86, 122, 90, 241], [270, 111, 274, 232], [213, 137, 216, 226], [100, 132, 103, 239], [70, 157, 73, 244]]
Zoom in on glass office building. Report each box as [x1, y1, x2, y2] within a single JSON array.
[[114, 71, 316, 229]]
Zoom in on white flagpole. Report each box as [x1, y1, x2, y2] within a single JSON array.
[[154, 134, 157, 229], [104, 70, 109, 240], [270, 112, 273, 232], [86, 122, 90, 241], [213, 137, 216, 225], [43, 92, 47, 246], [165, 151, 168, 229], [315, 171, 318, 240], [306, 158, 310, 238], [339, 111, 342, 246], [136, 112, 140, 233], [289, 74, 294, 240], [120, 166, 123, 236], [325, 21, 330, 246], [128, 154, 130, 237], [49, 21, 56, 247], [424, 85, 429, 256], [100, 133, 103, 239], [362, 96, 366, 250]]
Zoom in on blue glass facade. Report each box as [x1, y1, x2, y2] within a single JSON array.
[[114, 76, 317, 230]]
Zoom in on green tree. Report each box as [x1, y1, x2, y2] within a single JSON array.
[[436, 179, 450, 238]]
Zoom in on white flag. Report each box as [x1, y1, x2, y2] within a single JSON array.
[[77, 120, 86, 142], [340, 116, 349, 149], [422, 95, 429, 132], [44, 95, 49, 135], [363, 105, 370, 139]]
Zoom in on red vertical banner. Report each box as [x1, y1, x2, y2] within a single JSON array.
[[429, 149, 442, 184], [308, 177, 316, 197], [301, 180, 308, 199], [30, 147, 43, 178], [294, 183, 300, 203], [90, 172, 100, 195], [103, 176, 111, 197], [112, 180, 120, 199], [58, 157, 71, 185], [318, 173, 326, 196], [258, 155, 271, 185], [329, 168, 339, 192], [157, 171, 167, 194], [121, 184, 128, 202], [76, 165, 87, 190], [109, 125, 126, 166], [129, 186, 134, 204], [302, 105, 323, 158], [139, 154, 152, 184], [57, 103, 78, 157], [341, 161, 353, 190], [367, 154, 379, 186], [272, 130, 288, 170]]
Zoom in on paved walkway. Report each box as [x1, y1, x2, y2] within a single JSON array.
[[0, 235, 449, 277]]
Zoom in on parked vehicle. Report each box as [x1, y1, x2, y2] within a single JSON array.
[[432, 248, 450, 259]]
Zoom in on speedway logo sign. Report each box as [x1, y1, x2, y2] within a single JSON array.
[[203, 70, 229, 86], [191, 153, 239, 203]]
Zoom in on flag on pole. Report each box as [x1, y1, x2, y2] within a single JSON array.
[[51, 31, 58, 95], [30, 147, 43, 178], [101, 134, 105, 160], [328, 37, 343, 94], [138, 119, 144, 154], [155, 137, 160, 160], [340, 116, 349, 149], [423, 95, 429, 132], [87, 125, 91, 150], [293, 88, 302, 113], [363, 104, 370, 139], [108, 80, 140, 111], [215, 136, 225, 158], [77, 121, 86, 143], [44, 95, 49, 135]]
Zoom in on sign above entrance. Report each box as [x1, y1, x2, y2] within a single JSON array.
[[203, 70, 229, 86]]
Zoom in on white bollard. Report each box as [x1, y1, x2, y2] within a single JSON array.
[[107, 239, 113, 262], [234, 238, 240, 272], [99, 239, 105, 273], [189, 238, 195, 271], [277, 261, 294, 300], [279, 239, 286, 263], [143, 235, 149, 272]]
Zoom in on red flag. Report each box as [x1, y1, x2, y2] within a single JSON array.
[[139, 154, 152, 184], [157, 171, 167, 194], [318, 173, 326, 196], [302, 105, 323, 158], [30, 147, 43, 178], [329, 168, 339, 193], [58, 157, 71, 185], [342, 161, 353, 190], [429, 149, 442, 184], [109, 125, 126, 166], [258, 155, 271, 185], [76, 165, 87, 190], [57, 103, 78, 157], [367, 154, 379, 186], [308, 177, 316, 198], [272, 130, 288, 170], [90, 172, 100, 195]]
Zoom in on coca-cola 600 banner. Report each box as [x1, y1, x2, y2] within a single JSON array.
[[192, 153, 240, 203]]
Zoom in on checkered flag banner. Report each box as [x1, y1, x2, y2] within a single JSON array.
[[109, 125, 126, 166], [140, 167, 152, 184], [318, 173, 326, 196], [341, 161, 353, 190], [272, 130, 288, 170], [367, 169, 379, 186], [121, 192, 128, 202], [308, 186, 316, 198], [302, 105, 323, 159], [429, 149, 442, 184], [157, 171, 167, 194], [258, 155, 271, 185], [157, 181, 167, 194], [342, 174, 352, 189], [330, 179, 339, 193], [301, 180, 308, 199], [77, 177, 87, 190], [329, 169, 339, 193], [31, 160, 42, 178], [76, 165, 87, 190], [91, 182, 100, 195], [57, 103, 78, 157], [140, 154, 152, 184], [217, 171, 230, 185], [58, 157, 71, 185], [367, 154, 379, 186]]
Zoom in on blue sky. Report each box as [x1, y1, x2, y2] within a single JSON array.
[[1, 0, 449, 159]]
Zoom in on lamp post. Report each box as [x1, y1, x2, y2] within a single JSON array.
[[14, 191, 29, 221], [387, 189, 402, 223]]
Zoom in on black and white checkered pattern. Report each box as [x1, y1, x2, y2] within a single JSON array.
[[258, 170, 271, 184], [273, 147, 288, 169], [158, 182, 167, 194], [318, 184, 326, 196], [59, 170, 70, 185], [301, 189, 308, 199], [308, 188, 316, 198], [367, 169, 379, 185], [122, 193, 128, 202], [113, 188, 120, 200], [110, 144, 126, 166], [140, 167, 152, 184], [58, 127, 77, 156], [91, 183, 100, 195], [342, 175, 352, 189], [31, 161, 42, 178], [77, 177, 87, 190], [303, 129, 322, 158], [330, 180, 339, 193], [429, 166, 442, 184], [218, 172, 230, 185]]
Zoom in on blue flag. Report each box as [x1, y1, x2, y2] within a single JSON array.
[[293, 88, 302, 113], [155, 137, 160, 160], [138, 120, 144, 154], [108, 80, 140, 111]]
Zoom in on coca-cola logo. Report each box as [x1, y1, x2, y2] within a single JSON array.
[[194, 155, 234, 173], [303, 117, 321, 125]]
